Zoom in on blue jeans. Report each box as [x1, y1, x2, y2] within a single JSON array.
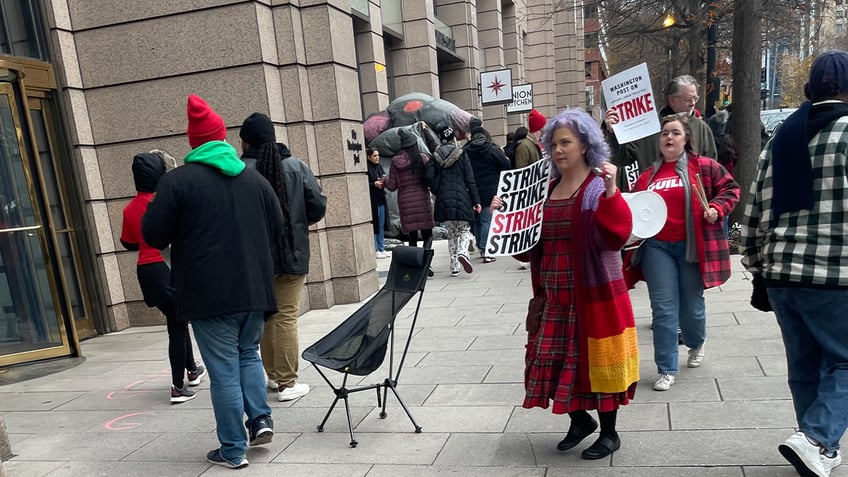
[[768, 287, 848, 452], [192, 311, 272, 464], [472, 208, 492, 256], [640, 239, 706, 375], [374, 204, 385, 252]]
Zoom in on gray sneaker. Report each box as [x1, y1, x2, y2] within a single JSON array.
[[170, 385, 196, 404], [687, 342, 705, 368]]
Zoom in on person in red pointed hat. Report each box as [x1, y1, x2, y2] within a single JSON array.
[[142, 94, 285, 469]]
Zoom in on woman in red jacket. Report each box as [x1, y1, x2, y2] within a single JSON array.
[[631, 115, 739, 392], [493, 108, 639, 460], [121, 151, 206, 403]]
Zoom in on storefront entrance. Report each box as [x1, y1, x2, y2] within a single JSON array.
[[0, 58, 95, 367]]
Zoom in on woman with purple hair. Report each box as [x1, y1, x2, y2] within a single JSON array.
[[492, 108, 639, 459]]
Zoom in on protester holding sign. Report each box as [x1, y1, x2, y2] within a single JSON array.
[[629, 114, 739, 392], [492, 108, 638, 460], [605, 74, 717, 192]]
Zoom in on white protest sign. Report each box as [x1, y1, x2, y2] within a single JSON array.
[[485, 160, 551, 257], [602, 63, 661, 144]]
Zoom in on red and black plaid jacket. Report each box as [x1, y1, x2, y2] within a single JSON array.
[[633, 153, 739, 289]]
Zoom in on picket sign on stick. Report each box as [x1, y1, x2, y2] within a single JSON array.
[[693, 174, 710, 210]]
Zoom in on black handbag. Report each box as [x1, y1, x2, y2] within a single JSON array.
[[526, 295, 545, 334]]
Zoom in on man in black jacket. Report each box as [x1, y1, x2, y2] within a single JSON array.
[[143, 95, 284, 469], [465, 125, 510, 263]]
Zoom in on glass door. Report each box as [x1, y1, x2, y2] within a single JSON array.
[[0, 80, 71, 364]]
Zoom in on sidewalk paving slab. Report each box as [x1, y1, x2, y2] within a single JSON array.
[[2, 240, 847, 476]]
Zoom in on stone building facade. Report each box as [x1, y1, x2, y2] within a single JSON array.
[[0, 0, 585, 367]]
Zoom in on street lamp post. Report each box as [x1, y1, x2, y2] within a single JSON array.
[[663, 13, 676, 86]]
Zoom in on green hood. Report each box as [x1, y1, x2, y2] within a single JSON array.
[[184, 141, 245, 177]]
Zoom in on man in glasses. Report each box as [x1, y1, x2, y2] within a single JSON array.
[[605, 75, 718, 192]]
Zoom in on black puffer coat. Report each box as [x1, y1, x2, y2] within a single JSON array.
[[430, 143, 479, 223], [464, 133, 510, 208]]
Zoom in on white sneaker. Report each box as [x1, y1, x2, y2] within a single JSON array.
[[779, 431, 842, 477], [376, 251, 389, 259], [687, 342, 705, 368], [653, 374, 675, 391], [518, 262, 529, 270], [278, 382, 310, 402], [266, 378, 278, 391]]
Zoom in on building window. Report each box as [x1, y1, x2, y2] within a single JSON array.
[[584, 32, 599, 48], [585, 62, 592, 79], [584, 3, 599, 19], [585, 85, 595, 107], [0, 0, 47, 60]]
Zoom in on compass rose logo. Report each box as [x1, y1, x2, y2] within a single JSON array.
[[488, 76, 506, 96]]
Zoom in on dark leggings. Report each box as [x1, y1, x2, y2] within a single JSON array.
[[137, 262, 196, 389], [407, 228, 433, 249]]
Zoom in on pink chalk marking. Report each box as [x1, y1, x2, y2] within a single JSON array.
[[104, 412, 154, 431], [123, 380, 146, 390], [106, 390, 151, 400]]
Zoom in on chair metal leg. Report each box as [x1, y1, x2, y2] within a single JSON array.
[[342, 395, 358, 447], [384, 380, 422, 433], [316, 395, 341, 432]]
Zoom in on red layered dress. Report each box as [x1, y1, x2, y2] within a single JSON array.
[[520, 174, 640, 414]]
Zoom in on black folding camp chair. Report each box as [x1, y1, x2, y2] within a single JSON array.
[[302, 245, 434, 447]]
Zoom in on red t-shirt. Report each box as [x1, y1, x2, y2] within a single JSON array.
[[121, 192, 165, 265], [647, 161, 687, 242]]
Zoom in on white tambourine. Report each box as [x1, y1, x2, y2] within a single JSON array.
[[621, 191, 668, 245]]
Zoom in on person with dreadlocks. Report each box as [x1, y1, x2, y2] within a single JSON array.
[[239, 112, 327, 402]]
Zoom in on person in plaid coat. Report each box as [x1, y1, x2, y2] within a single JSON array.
[[496, 108, 639, 461], [630, 114, 739, 393], [741, 50, 848, 477]]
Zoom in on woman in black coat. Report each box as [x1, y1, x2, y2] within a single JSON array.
[[366, 148, 388, 259]]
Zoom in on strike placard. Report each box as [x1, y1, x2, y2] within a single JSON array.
[[602, 63, 661, 144], [486, 160, 551, 257]]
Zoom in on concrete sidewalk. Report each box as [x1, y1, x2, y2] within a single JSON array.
[[1, 239, 845, 476]]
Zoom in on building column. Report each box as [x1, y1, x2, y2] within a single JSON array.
[[477, 0, 507, 142], [436, 0, 481, 118], [276, 1, 379, 306], [356, 1, 391, 117], [388, 0, 440, 97], [524, 0, 557, 120], [503, 1, 526, 133], [553, 0, 585, 112]]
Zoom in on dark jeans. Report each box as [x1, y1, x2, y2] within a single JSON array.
[[137, 262, 196, 389]]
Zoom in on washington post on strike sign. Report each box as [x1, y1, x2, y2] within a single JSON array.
[[486, 160, 551, 256]]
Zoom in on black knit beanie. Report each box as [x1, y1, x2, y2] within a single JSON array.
[[239, 112, 276, 146]]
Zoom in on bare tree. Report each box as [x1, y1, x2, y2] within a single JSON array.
[[730, 0, 763, 225]]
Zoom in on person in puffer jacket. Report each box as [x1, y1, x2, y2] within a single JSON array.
[[430, 122, 481, 276], [383, 129, 436, 248], [464, 125, 510, 263]]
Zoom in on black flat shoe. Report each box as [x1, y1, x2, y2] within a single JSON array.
[[581, 434, 621, 460], [556, 418, 598, 451]]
